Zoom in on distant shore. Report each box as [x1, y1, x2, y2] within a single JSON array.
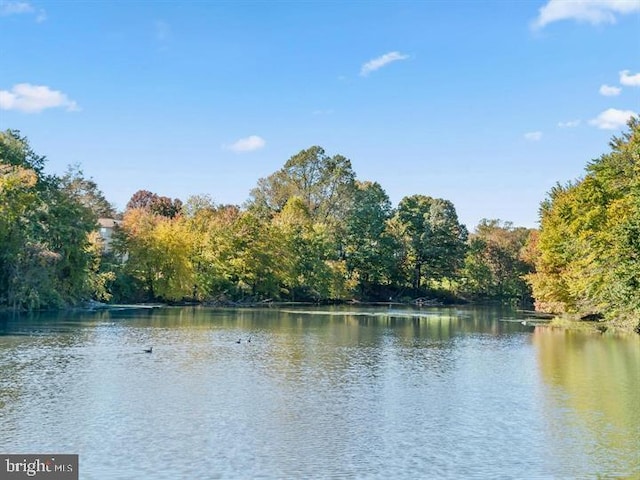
[[4, 300, 637, 335]]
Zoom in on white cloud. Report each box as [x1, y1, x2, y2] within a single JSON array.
[[599, 84, 621, 96], [0, 83, 79, 113], [524, 131, 543, 141], [620, 69, 640, 86], [226, 135, 266, 153], [0, 1, 46, 21], [558, 119, 581, 128], [360, 51, 409, 76], [532, 0, 640, 29], [0, 0, 33, 15], [589, 108, 637, 129]]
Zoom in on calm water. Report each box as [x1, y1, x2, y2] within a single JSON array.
[[0, 306, 638, 479]]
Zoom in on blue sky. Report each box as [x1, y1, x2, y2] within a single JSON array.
[[1, 0, 639, 229]]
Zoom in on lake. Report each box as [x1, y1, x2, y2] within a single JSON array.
[[0, 306, 638, 479]]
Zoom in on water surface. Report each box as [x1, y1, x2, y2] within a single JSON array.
[[0, 306, 638, 479]]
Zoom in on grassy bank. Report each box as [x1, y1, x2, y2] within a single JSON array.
[[547, 315, 640, 336]]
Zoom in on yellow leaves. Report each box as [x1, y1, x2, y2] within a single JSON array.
[[122, 207, 160, 237], [0, 164, 39, 223], [151, 217, 195, 301], [531, 119, 640, 324], [273, 196, 312, 230], [0, 164, 37, 190], [120, 209, 195, 301], [606, 197, 633, 229]]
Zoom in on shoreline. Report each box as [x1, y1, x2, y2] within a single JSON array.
[[543, 315, 640, 336], [3, 300, 638, 335]]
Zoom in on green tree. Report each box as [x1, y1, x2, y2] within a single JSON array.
[[225, 211, 280, 299], [182, 197, 231, 300], [60, 164, 116, 218], [0, 129, 46, 174], [44, 184, 98, 302], [247, 146, 356, 300], [344, 181, 399, 296], [248, 146, 356, 225], [0, 162, 48, 308], [183, 203, 279, 301], [0, 130, 99, 309], [394, 195, 468, 289], [115, 206, 155, 300], [462, 219, 534, 304], [273, 197, 343, 300], [528, 117, 640, 331]]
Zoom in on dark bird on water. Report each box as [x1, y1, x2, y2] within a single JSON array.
[[236, 339, 241, 344], [143, 347, 153, 353]]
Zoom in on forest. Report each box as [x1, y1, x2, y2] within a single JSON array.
[[1, 119, 638, 332]]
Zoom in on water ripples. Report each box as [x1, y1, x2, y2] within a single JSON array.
[[1, 306, 638, 479]]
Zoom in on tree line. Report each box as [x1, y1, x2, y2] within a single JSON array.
[[103, 145, 535, 307], [2, 121, 638, 332], [527, 118, 640, 332], [0, 131, 114, 309]]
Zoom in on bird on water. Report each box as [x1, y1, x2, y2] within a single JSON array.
[[143, 347, 153, 353]]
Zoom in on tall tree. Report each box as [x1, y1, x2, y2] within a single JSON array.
[[126, 189, 182, 218], [248, 146, 356, 225], [394, 195, 467, 289], [272, 196, 344, 300], [225, 211, 281, 299], [528, 117, 640, 331], [344, 181, 399, 295], [0, 130, 99, 309], [0, 129, 46, 174], [462, 219, 534, 303], [116, 204, 195, 301], [60, 164, 116, 218]]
